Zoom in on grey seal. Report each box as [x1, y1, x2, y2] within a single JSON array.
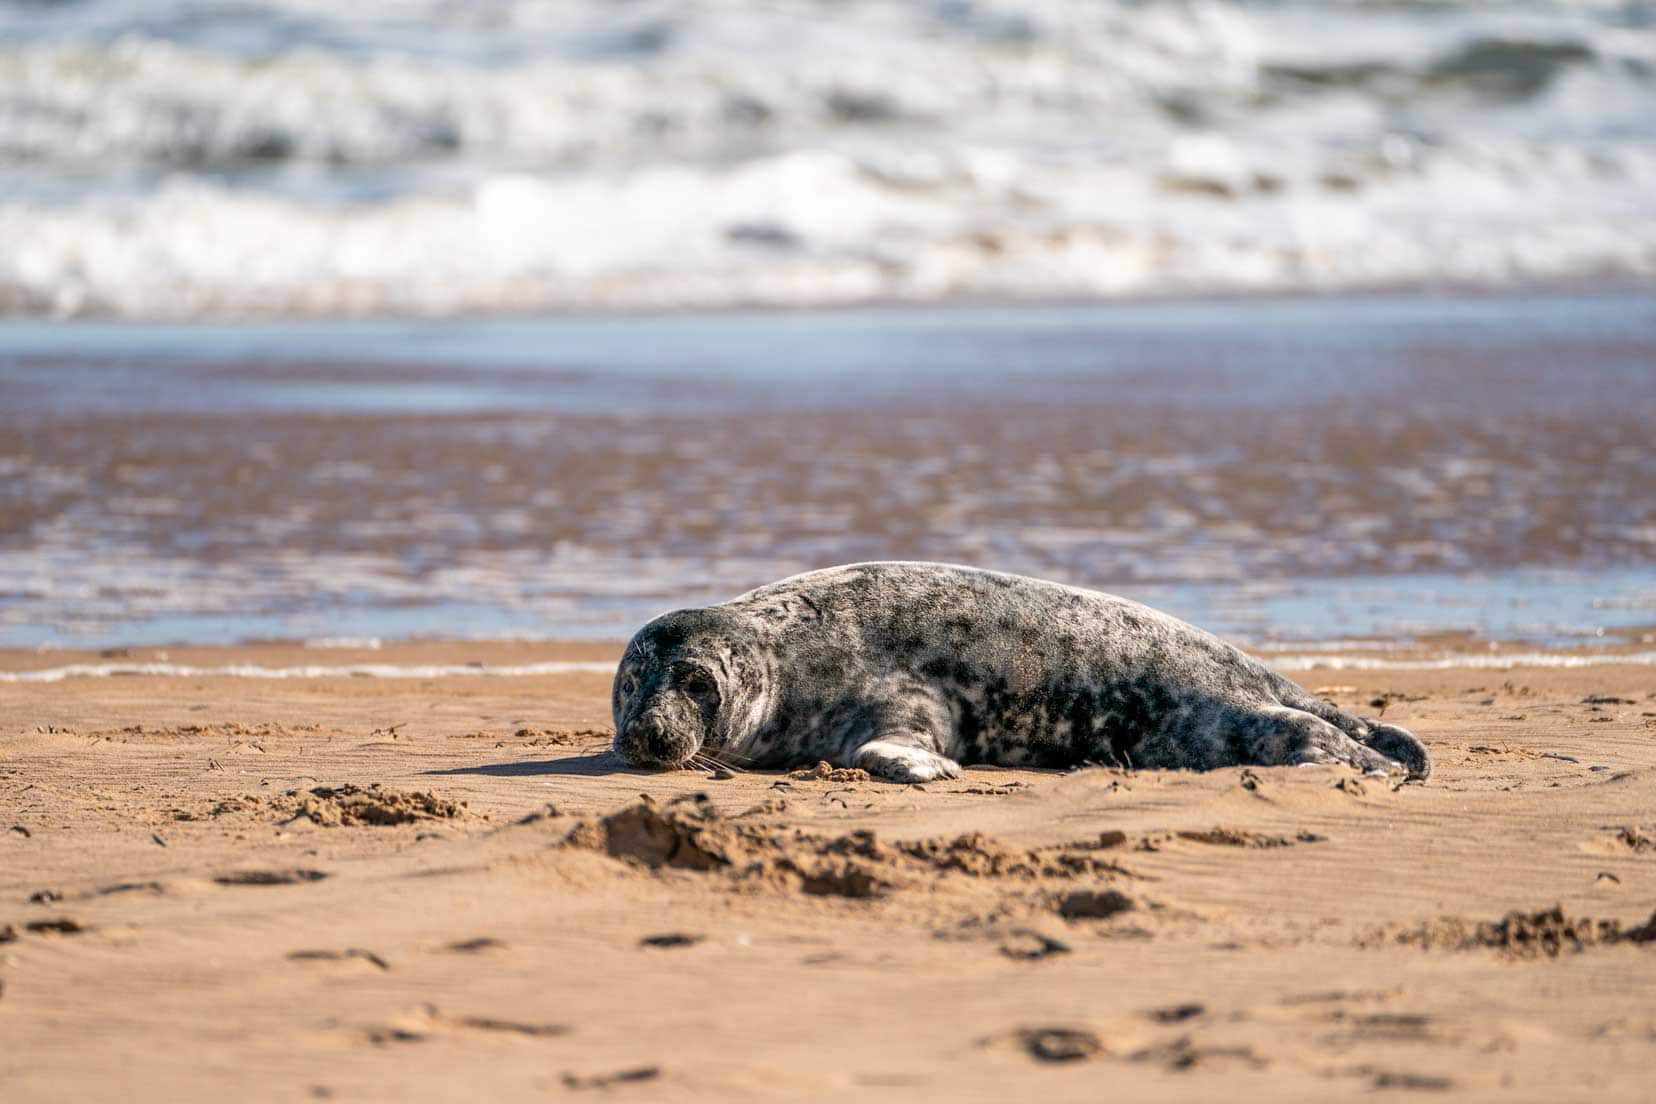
[[611, 562, 1430, 784]]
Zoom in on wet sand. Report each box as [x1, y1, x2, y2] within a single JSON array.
[[6, 294, 1655, 648], [4, 641, 1655, 1101]]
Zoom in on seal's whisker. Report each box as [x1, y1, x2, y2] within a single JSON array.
[[710, 746, 756, 769], [690, 752, 740, 776], [699, 750, 746, 774], [710, 751, 750, 774]]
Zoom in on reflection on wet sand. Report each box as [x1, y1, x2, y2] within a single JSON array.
[[2, 297, 1653, 647]]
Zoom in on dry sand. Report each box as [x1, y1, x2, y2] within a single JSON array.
[[3, 641, 1655, 1101]]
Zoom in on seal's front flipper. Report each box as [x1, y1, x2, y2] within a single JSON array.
[[851, 738, 962, 784], [840, 679, 960, 783]]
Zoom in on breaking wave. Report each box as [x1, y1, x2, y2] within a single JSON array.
[[1, 0, 1653, 317]]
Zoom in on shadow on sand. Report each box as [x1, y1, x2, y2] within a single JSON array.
[[422, 753, 647, 778]]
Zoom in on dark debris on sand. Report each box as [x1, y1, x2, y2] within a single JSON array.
[[1018, 1027, 1103, 1063], [1371, 905, 1656, 958]]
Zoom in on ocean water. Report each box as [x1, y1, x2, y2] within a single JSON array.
[[2, 292, 1654, 650], [2, 0, 1655, 318]]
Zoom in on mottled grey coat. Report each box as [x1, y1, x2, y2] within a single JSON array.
[[612, 562, 1430, 783]]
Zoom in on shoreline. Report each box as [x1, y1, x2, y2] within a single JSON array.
[[8, 635, 1656, 682], [4, 278, 1653, 329]]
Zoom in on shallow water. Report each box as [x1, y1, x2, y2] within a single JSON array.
[[2, 293, 1654, 649]]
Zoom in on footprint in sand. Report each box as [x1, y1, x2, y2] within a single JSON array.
[[639, 933, 702, 948], [1017, 1027, 1102, 1063], [9, 918, 88, 937], [213, 868, 329, 886], [1057, 889, 1137, 920], [561, 1067, 660, 1090], [999, 930, 1072, 959], [1147, 1003, 1205, 1024], [1371, 1071, 1456, 1092], [1581, 826, 1653, 855], [360, 1004, 569, 1046], [288, 948, 390, 972], [1135, 827, 1326, 851]]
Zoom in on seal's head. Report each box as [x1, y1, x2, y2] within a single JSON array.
[[612, 607, 764, 770]]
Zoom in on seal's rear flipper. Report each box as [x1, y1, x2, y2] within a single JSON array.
[[1250, 705, 1401, 775], [1277, 688, 1431, 781], [1363, 723, 1432, 780]]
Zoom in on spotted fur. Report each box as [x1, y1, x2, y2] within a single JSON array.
[[611, 562, 1430, 783]]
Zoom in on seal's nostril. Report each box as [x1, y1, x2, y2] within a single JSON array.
[[646, 724, 675, 760], [626, 717, 674, 762]]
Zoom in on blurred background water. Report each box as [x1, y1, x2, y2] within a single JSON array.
[[2, 0, 1654, 316], [1, 2, 1653, 651]]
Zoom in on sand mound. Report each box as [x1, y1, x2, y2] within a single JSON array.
[[288, 785, 466, 827], [1368, 905, 1656, 958], [786, 761, 873, 782], [176, 784, 467, 827], [561, 796, 1137, 898]]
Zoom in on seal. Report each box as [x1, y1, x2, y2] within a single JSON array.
[[611, 562, 1430, 784]]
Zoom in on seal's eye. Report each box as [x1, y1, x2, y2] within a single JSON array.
[[619, 674, 638, 697], [680, 671, 718, 706]]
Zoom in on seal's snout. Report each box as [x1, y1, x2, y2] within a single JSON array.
[[635, 717, 677, 762], [618, 711, 698, 769]]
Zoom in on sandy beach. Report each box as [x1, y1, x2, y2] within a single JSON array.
[[3, 641, 1653, 1101], [6, 1, 1656, 1098]]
